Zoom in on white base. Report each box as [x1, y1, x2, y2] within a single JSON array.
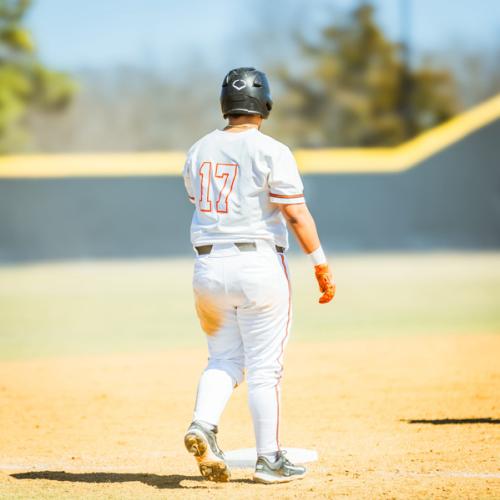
[[224, 447, 318, 469]]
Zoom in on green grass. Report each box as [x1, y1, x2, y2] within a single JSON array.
[[0, 253, 499, 360]]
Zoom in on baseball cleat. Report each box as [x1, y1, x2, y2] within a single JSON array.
[[184, 421, 230, 482], [253, 451, 307, 484]]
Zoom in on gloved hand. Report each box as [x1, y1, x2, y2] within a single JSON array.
[[314, 264, 336, 304]]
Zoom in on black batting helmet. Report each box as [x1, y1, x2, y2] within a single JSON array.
[[220, 67, 273, 119]]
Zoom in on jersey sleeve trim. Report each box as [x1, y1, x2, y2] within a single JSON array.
[[270, 192, 304, 198], [269, 192, 305, 204]]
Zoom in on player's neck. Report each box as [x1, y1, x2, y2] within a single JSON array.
[[224, 115, 262, 133]]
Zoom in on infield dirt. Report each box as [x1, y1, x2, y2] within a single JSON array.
[[0, 334, 498, 499]]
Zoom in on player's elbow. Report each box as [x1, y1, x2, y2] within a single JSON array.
[[279, 203, 309, 225]]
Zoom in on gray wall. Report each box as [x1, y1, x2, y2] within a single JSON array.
[[0, 120, 499, 262]]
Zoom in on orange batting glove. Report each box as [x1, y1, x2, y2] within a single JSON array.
[[314, 264, 336, 304]]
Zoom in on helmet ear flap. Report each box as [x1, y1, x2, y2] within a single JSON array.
[[253, 75, 263, 88], [222, 76, 229, 87]]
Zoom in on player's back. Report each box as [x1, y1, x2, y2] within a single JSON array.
[[183, 128, 304, 249]]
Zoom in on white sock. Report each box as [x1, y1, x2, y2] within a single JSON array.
[[248, 384, 281, 456], [193, 368, 235, 426], [196, 420, 216, 432], [261, 451, 280, 463]]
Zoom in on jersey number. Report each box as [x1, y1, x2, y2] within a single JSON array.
[[199, 161, 238, 214]]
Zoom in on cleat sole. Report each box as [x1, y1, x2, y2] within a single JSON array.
[[184, 433, 207, 459], [200, 461, 231, 482], [184, 432, 230, 482], [253, 471, 306, 484]]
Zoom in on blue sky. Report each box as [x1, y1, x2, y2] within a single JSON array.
[[27, 0, 500, 73]]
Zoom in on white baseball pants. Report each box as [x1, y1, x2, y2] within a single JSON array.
[[191, 240, 291, 455]]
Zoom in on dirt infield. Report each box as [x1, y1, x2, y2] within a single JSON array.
[[0, 334, 498, 499]]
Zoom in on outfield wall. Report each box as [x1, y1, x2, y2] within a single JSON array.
[[0, 119, 499, 262]]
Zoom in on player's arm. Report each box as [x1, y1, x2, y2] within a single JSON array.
[[269, 145, 335, 303], [182, 154, 196, 204], [279, 203, 319, 253], [279, 203, 336, 304]]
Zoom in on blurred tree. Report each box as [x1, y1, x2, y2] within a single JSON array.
[[274, 3, 458, 147], [27, 65, 223, 152], [0, 0, 75, 152], [431, 47, 500, 108]]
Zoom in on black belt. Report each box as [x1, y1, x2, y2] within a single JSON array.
[[195, 242, 285, 256]]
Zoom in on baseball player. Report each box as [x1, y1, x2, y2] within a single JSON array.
[[182, 67, 335, 484]]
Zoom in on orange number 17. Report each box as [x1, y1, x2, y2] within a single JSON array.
[[199, 161, 238, 214]]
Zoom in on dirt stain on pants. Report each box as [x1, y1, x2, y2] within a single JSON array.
[[194, 293, 224, 336]]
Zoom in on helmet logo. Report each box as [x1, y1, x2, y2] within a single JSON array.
[[232, 79, 247, 91]]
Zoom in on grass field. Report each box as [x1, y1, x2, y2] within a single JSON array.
[[0, 252, 499, 498], [1, 252, 499, 360]]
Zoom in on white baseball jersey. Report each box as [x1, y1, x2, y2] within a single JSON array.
[[182, 128, 305, 249]]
